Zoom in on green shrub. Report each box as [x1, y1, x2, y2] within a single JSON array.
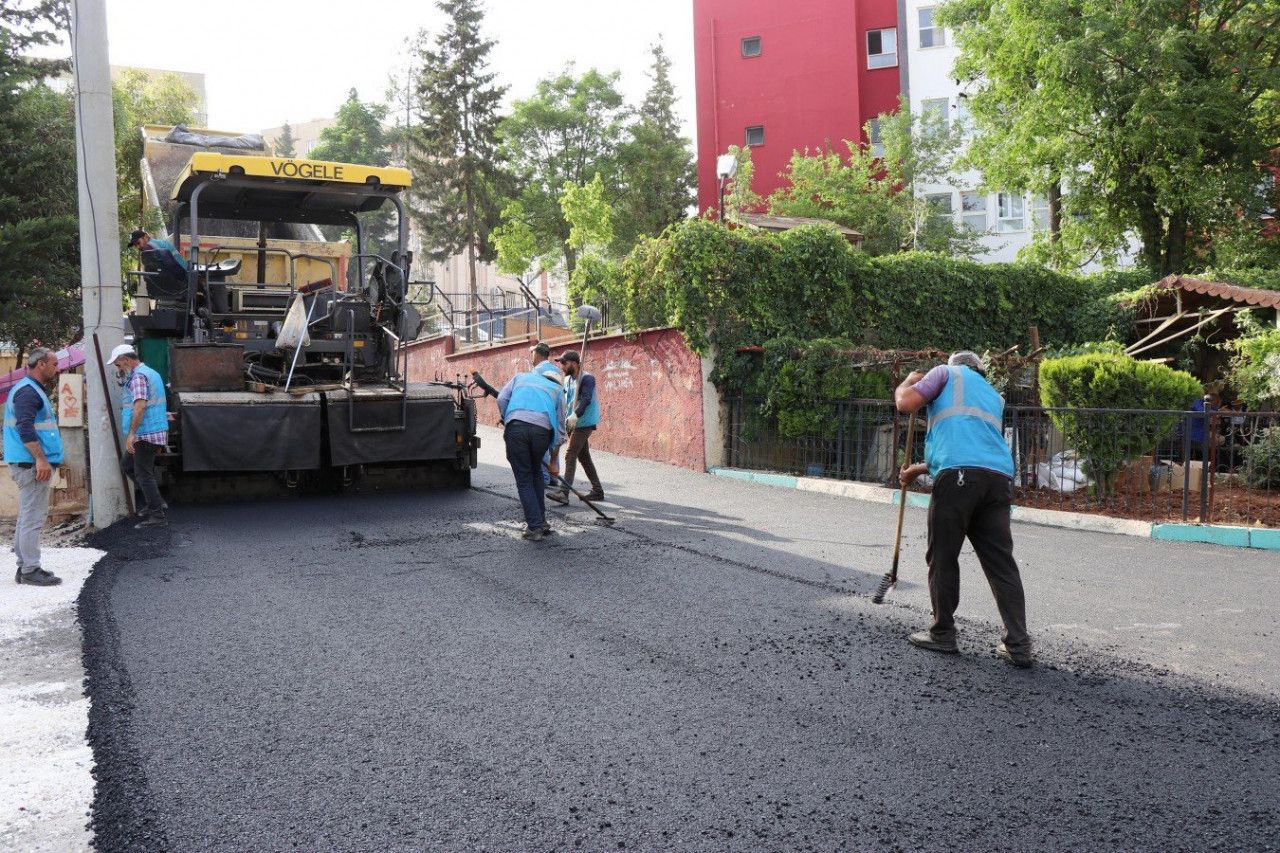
[[1241, 427, 1280, 490], [1039, 354, 1202, 489], [1226, 327, 1280, 410], [747, 337, 892, 438]]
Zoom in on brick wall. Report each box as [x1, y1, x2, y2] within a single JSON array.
[[404, 328, 710, 470]]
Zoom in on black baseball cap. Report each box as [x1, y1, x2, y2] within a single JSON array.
[[557, 350, 581, 364], [128, 229, 147, 247]]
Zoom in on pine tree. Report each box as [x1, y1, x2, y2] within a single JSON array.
[[407, 0, 508, 325], [615, 41, 695, 249], [275, 121, 296, 157]]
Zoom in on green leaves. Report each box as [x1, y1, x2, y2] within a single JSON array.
[[943, 0, 1280, 274], [408, 0, 508, 269], [1038, 353, 1202, 485]]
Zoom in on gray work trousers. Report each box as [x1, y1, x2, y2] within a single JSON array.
[[925, 467, 1031, 652], [10, 465, 52, 573]]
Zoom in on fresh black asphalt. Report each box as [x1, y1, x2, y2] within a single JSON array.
[[79, 453, 1280, 851]]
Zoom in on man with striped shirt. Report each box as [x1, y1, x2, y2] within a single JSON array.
[[110, 345, 169, 528]]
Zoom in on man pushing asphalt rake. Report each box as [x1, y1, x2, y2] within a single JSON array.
[[879, 351, 1034, 669], [471, 305, 616, 533]]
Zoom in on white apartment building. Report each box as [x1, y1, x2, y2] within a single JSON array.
[[901, 0, 1057, 264]]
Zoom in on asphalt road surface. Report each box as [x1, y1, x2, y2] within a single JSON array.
[[80, 429, 1280, 851]]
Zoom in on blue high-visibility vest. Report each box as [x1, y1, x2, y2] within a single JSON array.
[[120, 363, 168, 438], [503, 371, 563, 446], [924, 366, 1013, 478], [3, 376, 63, 465], [565, 374, 600, 429]]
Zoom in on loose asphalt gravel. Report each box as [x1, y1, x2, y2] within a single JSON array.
[[78, 432, 1280, 851]]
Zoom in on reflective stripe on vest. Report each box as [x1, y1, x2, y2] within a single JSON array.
[[565, 374, 601, 429], [2, 376, 64, 465], [505, 371, 563, 445], [120, 363, 168, 437], [924, 366, 1013, 478]]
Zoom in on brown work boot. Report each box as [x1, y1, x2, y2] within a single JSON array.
[[996, 642, 1034, 668], [907, 631, 958, 654]]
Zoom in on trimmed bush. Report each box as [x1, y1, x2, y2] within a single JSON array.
[[1039, 354, 1202, 490]]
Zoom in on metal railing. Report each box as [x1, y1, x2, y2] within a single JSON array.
[[726, 397, 1280, 528]]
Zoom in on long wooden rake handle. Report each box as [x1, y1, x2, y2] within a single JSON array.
[[872, 415, 917, 603]]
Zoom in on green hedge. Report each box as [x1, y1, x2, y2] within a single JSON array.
[[608, 219, 1146, 358], [1039, 353, 1201, 489]]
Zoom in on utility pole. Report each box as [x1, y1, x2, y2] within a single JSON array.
[[71, 0, 128, 527]]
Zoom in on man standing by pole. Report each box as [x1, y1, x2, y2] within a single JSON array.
[[4, 349, 64, 586], [895, 351, 1033, 668], [72, 0, 128, 527], [109, 345, 169, 528], [551, 350, 604, 503]]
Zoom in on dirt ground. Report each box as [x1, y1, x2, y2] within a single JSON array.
[[0, 515, 89, 549], [1016, 482, 1280, 528]]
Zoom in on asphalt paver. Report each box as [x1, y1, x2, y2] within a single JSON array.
[[79, 441, 1280, 851]]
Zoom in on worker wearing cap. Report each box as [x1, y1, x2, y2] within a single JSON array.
[[895, 350, 1032, 668], [4, 347, 64, 586], [110, 344, 169, 529], [549, 350, 604, 503], [497, 361, 567, 541], [129, 229, 188, 295]]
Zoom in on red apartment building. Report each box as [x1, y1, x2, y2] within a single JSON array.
[[693, 0, 904, 216]]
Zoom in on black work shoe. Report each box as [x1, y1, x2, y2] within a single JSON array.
[[135, 513, 168, 529], [15, 568, 62, 587], [996, 642, 1034, 668], [583, 488, 605, 502], [547, 489, 569, 505], [521, 527, 547, 541], [137, 503, 169, 518], [907, 631, 959, 654]]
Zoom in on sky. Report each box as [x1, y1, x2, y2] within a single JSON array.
[[98, 0, 698, 139]]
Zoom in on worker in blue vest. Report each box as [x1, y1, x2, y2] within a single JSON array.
[[110, 344, 170, 528], [895, 350, 1032, 668], [3, 348, 64, 585], [548, 350, 604, 504], [497, 362, 567, 541]]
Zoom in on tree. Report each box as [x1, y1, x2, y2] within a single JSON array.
[[310, 89, 396, 259], [720, 144, 762, 222], [0, 3, 78, 363], [614, 42, 695, 249], [408, 0, 508, 328], [275, 121, 296, 158], [768, 99, 979, 257], [941, 0, 1280, 275], [498, 67, 629, 276], [113, 68, 198, 274], [0, 0, 67, 95]]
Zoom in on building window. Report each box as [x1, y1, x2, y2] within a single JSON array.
[[866, 28, 898, 69], [741, 36, 762, 57], [954, 100, 973, 136], [918, 7, 945, 48], [925, 192, 954, 224], [921, 98, 949, 127], [961, 191, 988, 231], [745, 125, 765, 147], [1030, 193, 1050, 231], [997, 192, 1026, 232], [867, 118, 884, 156]]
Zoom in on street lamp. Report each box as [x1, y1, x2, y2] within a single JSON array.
[[716, 153, 738, 223]]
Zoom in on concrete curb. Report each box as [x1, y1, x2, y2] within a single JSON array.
[[709, 467, 1280, 552]]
